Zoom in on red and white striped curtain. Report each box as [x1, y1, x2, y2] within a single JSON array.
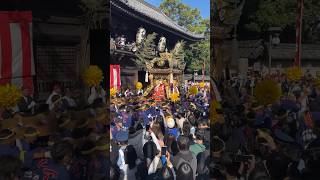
[[110, 64, 121, 90], [0, 11, 35, 91]]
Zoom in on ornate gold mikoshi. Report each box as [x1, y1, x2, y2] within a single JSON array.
[[149, 74, 154, 85], [159, 52, 173, 61]]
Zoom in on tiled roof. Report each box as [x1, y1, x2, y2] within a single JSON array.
[[111, 0, 204, 41]]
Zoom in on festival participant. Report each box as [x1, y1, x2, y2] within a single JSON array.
[[137, 87, 144, 96], [111, 117, 125, 139], [49, 95, 63, 112], [46, 84, 62, 110], [124, 88, 134, 97], [0, 155, 22, 180], [87, 137, 109, 180], [153, 80, 166, 101], [165, 116, 179, 139], [115, 130, 135, 180], [16, 126, 42, 169], [61, 88, 77, 110], [110, 77, 211, 180], [18, 87, 37, 116], [88, 85, 106, 106], [0, 128, 20, 159], [33, 141, 73, 180], [69, 140, 95, 180]]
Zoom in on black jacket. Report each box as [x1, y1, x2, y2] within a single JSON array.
[[18, 96, 33, 114]]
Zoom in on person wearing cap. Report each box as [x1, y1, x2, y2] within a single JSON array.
[[111, 117, 124, 139], [18, 86, 37, 116], [165, 116, 179, 139], [115, 129, 130, 180], [87, 137, 109, 180]]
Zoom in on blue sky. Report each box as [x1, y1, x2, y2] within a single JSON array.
[[145, 0, 210, 19]]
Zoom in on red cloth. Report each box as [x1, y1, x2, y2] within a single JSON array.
[[0, 11, 34, 91], [153, 83, 166, 101]]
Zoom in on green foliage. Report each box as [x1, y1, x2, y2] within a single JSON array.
[[135, 33, 157, 69], [159, 0, 210, 73], [79, 0, 108, 29], [159, 0, 209, 34], [245, 0, 320, 42], [245, 0, 296, 32], [185, 39, 210, 74]]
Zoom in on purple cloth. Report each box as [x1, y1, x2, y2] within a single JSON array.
[[0, 145, 19, 158]]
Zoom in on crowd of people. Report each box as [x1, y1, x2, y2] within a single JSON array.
[[211, 71, 320, 180], [0, 84, 108, 180], [2, 69, 320, 180], [110, 81, 211, 180]]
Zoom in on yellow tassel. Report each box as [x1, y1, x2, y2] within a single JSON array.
[[286, 67, 302, 82], [82, 65, 104, 86], [135, 82, 143, 90], [170, 92, 180, 102], [189, 86, 198, 95], [0, 84, 21, 108], [254, 80, 282, 105]]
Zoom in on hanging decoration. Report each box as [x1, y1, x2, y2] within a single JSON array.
[[170, 92, 180, 102], [83, 65, 103, 86], [286, 67, 302, 82], [0, 84, 21, 109], [110, 87, 117, 97], [135, 82, 143, 90], [199, 82, 206, 88], [254, 80, 281, 106], [189, 85, 198, 95]]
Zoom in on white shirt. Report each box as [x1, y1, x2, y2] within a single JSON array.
[[46, 91, 60, 110], [46, 91, 58, 105], [88, 86, 106, 104], [63, 96, 76, 107]]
